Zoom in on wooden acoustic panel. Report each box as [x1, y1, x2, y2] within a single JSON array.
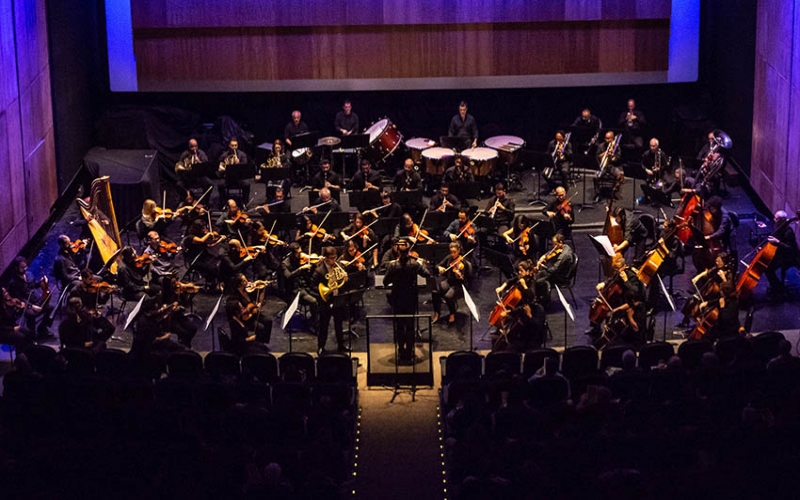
[[756, 0, 793, 77], [0, 0, 18, 110], [19, 69, 53, 160], [13, 0, 49, 89], [24, 130, 57, 234], [0, 105, 28, 246]]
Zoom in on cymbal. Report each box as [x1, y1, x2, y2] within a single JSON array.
[[318, 136, 341, 147]]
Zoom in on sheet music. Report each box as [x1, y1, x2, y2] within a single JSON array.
[[282, 292, 301, 330], [124, 295, 146, 331], [589, 234, 617, 257], [205, 294, 224, 331], [462, 285, 480, 322], [657, 275, 676, 312], [555, 285, 575, 322]]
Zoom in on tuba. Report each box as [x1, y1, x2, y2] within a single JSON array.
[[319, 263, 348, 302]]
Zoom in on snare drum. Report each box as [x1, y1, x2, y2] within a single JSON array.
[[422, 147, 455, 176], [363, 118, 403, 162], [406, 138, 436, 164], [462, 147, 498, 177], [485, 135, 526, 165], [291, 147, 313, 165]]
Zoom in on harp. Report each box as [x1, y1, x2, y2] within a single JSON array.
[[76, 176, 122, 273]]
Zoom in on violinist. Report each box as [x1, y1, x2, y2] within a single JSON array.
[[296, 215, 335, 255], [393, 213, 435, 245], [384, 237, 431, 363], [219, 239, 256, 289], [217, 199, 252, 238], [72, 268, 115, 319], [393, 158, 422, 191], [117, 246, 162, 301], [58, 297, 113, 354], [218, 138, 250, 204], [766, 210, 800, 299], [175, 138, 210, 196], [143, 231, 178, 277], [182, 219, 223, 289], [228, 273, 272, 348], [485, 183, 516, 235], [442, 155, 475, 184], [53, 235, 86, 289], [493, 260, 545, 350], [350, 159, 382, 191], [542, 186, 574, 239], [585, 254, 647, 347], [444, 209, 477, 254], [304, 187, 342, 213], [593, 131, 624, 203], [502, 215, 537, 266], [0, 287, 35, 351], [432, 242, 472, 325], [341, 214, 378, 263], [7, 257, 54, 340], [224, 297, 270, 356], [248, 220, 284, 279], [430, 183, 461, 213], [139, 199, 169, 239], [130, 298, 187, 360], [174, 189, 208, 231], [545, 130, 572, 192], [281, 242, 320, 333], [313, 246, 349, 354], [534, 234, 574, 302], [312, 158, 342, 193], [341, 240, 368, 273]]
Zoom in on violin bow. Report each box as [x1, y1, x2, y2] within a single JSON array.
[[194, 185, 213, 210], [456, 212, 482, 240], [443, 248, 475, 272], [345, 218, 379, 241], [309, 209, 333, 254], [411, 209, 430, 249], [511, 221, 541, 244]]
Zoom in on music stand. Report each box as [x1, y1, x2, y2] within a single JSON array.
[[519, 149, 550, 206], [204, 294, 224, 352], [622, 163, 648, 212], [392, 190, 423, 212], [554, 285, 575, 349], [257, 167, 291, 184], [349, 190, 382, 211], [332, 289, 365, 353], [448, 182, 481, 204], [223, 163, 257, 181], [440, 135, 469, 152], [657, 274, 676, 343], [462, 285, 480, 351], [339, 134, 370, 150], [289, 132, 318, 150], [282, 292, 302, 353]]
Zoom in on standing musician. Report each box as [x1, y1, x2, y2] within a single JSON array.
[[545, 130, 573, 192], [542, 186, 574, 239], [693, 195, 735, 272], [59, 297, 113, 354], [284, 110, 309, 147], [54, 234, 86, 289], [312, 158, 342, 193], [442, 155, 475, 184], [593, 131, 624, 203], [0, 287, 35, 351], [218, 138, 250, 204], [493, 260, 545, 350], [313, 246, 349, 354], [281, 241, 320, 325], [618, 98, 646, 150], [765, 210, 799, 299], [393, 158, 422, 191], [143, 230, 178, 277], [341, 213, 378, 256], [444, 209, 478, 254], [351, 159, 382, 191], [384, 238, 431, 363], [175, 138, 211, 196], [571, 108, 603, 150], [430, 183, 461, 213], [304, 187, 342, 213], [448, 101, 478, 150], [485, 183, 516, 235], [534, 234, 574, 303], [227, 273, 272, 349], [586, 254, 648, 347], [502, 215, 538, 266], [432, 242, 472, 325], [296, 215, 336, 255], [182, 219, 224, 288], [116, 246, 162, 301], [641, 138, 669, 187], [7, 257, 54, 340], [605, 206, 648, 265], [334, 100, 359, 137]]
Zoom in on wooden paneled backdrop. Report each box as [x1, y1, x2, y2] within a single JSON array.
[[751, 0, 800, 229], [131, 0, 671, 86], [0, 0, 57, 271]]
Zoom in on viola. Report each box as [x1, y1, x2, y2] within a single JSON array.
[[81, 279, 117, 294], [133, 254, 154, 268], [69, 239, 88, 253], [158, 240, 179, 254]]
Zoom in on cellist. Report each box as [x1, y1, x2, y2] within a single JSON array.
[[585, 254, 647, 347], [765, 210, 799, 299], [692, 195, 734, 272], [492, 260, 545, 350]]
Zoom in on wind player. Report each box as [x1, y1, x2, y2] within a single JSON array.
[[545, 130, 573, 192], [432, 242, 472, 325], [430, 183, 461, 213], [593, 131, 624, 203], [350, 159, 382, 191], [313, 246, 349, 354], [393, 158, 422, 191], [442, 155, 475, 184], [618, 98, 646, 150], [303, 187, 342, 213], [485, 183, 516, 236], [312, 158, 342, 193], [175, 138, 211, 196], [384, 238, 431, 363], [218, 138, 250, 205]]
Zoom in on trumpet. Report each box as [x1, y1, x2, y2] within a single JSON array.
[[319, 262, 348, 302]]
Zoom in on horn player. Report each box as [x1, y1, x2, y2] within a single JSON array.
[[313, 246, 349, 354]]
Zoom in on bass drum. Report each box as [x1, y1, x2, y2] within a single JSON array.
[[406, 137, 435, 165], [422, 147, 455, 175], [363, 118, 403, 162], [291, 147, 313, 165], [462, 147, 498, 177]]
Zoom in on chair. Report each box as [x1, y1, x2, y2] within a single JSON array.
[[714, 336, 751, 365], [526, 376, 570, 407], [523, 348, 560, 378], [443, 350, 483, 383], [560, 345, 599, 381], [95, 348, 131, 380], [204, 351, 241, 379], [241, 353, 279, 383], [1, 343, 15, 362], [279, 352, 316, 381], [571, 372, 610, 398], [552, 253, 579, 307], [22, 344, 58, 374], [677, 339, 714, 370], [61, 348, 96, 376], [638, 341, 675, 369], [316, 352, 355, 384], [599, 344, 635, 371], [750, 331, 786, 365], [484, 351, 522, 378], [167, 350, 204, 379], [639, 213, 657, 249]]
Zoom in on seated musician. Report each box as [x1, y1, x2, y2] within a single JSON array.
[[0, 287, 35, 351], [312, 158, 342, 192], [303, 187, 342, 213], [58, 297, 113, 354], [485, 183, 516, 235], [641, 138, 668, 185], [174, 189, 208, 231], [696, 280, 740, 340], [657, 168, 697, 206], [766, 210, 800, 299], [175, 138, 211, 195], [341, 240, 369, 324], [224, 297, 270, 356], [678, 253, 734, 329], [341, 213, 378, 255], [545, 130, 573, 192], [432, 242, 472, 325], [593, 131, 624, 203], [364, 191, 403, 220], [116, 246, 162, 301], [219, 239, 255, 290], [502, 215, 537, 266], [542, 186, 574, 240], [430, 183, 461, 213], [54, 235, 86, 289], [182, 220, 224, 288], [442, 155, 475, 184], [248, 220, 285, 279], [313, 246, 349, 354], [250, 186, 291, 216], [143, 230, 177, 277], [227, 273, 272, 348], [139, 199, 169, 239], [493, 260, 545, 350], [393, 213, 435, 245], [130, 298, 187, 359], [218, 138, 250, 204], [444, 209, 477, 254], [393, 158, 422, 191], [70, 268, 116, 337], [217, 199, 252, 238], [585, 254, 647, 347], [256, 138, 292, 197], [296, 215, 335, 254], [350, 159, 382, 191], [7, 257, 54, 340], [281, 242, 320, 332], [534, 234, 574, 302]]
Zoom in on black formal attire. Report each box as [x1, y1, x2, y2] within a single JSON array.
[[313, 261, 347, 352], [641, 148, 669, 184], [312, 169, 343, 191], [588, 267, 648, 346], [230, 288, 271, 345], [384, 255, 430, 361], [143, 244, 176, 278], [485, 195, 515, 235], [350, 169, 382, 191], [618, 108, 646, 149], [310, 196, 342, 212], [443, 219, 477, 253], [227, 316, 270, 356], [116, 261, 161, 301], [342, 224, 377, 252], [218, 246, 253, 288], [257, 152, 292, 197], [131, 311, 185, 360], [59, 310, 113, 354], [281, 255, 319, 330], [69, 285, 116, 343], [766, 225, 799, 293], [623, 212, 649, 263], [8, 273, 54, 339], [448, 113, 478, 150], [54, 250, 83, 289], [442, 165, 475, 184], [393, 169, 422, 191], [546, 139, 573, 190], [697, 140, 715, 161], [366, 202, 403, 221], [218, 149, 251, 204], [429, 192, 461, 213], [182, 234, 221, 285], [594, 141, 623, 201], [571, 114, 603, 148], [534, 244, 574, 299], [176, 149, 211, 194], [284, 121, 310, 142], [334, 111, 359, 136], [542, 197, 574, 239], [432, 256, 471, 318], [0, 303, 34, 351]]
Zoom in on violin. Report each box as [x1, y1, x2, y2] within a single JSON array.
[[555, 196, 574, 220], [225, 210, 251, 225], [307, 224, 335, 242], [69, 239, 89, 253], [158, 240, 179, 254], [133, 254, 154, 268], [81, 278, 117, 294], [245, 279, 273, 293], [300, 253, 323, 266], [154, 207, 175, 220], [256, 228, 287, 247], [4, 296, 26, 309], [517, 226, 533, 256], [411, 223, 435, 244], [175, 282, 201, 294]]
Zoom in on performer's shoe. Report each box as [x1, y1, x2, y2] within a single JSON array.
[[317, 347, 325, 356], [432, 313, 440, 323], [447, 314, 456, 326]]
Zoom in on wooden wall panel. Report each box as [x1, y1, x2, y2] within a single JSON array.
[[0, 104, 28, 248], [0, 0, 18, 110], [565, 0, 601, 21], [24, 130, 56, 234], [13, 0, 48, 89], [19, 69, 52, 159], [756, 0, 793, 77]]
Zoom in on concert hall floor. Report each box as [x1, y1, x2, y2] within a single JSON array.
[[24, 169, 800, 357]]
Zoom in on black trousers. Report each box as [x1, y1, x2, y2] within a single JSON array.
[[318, 303, 345, 350]]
